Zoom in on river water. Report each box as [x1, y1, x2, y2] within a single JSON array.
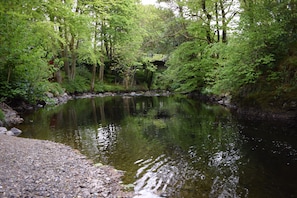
[[18, 96, 297, 197]]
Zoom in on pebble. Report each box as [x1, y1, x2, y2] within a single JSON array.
[[0, 135, 133, 198], [5, 130, 14, 136], [0, 127, 7, 134], [0, 127, 22, 136], [10, 127, 22, 136]]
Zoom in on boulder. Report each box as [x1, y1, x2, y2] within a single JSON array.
[[46, 92, 54, 98], [0, 127, 7, 135], [0, 103, 24, 126], [6, 131, 14, 136], [10, 127, 22, 136], [56, 93, 72, 105]]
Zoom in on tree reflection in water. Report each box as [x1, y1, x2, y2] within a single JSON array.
[[18, 96, 297, 198]]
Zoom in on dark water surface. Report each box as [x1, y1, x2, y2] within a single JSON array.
[[18, 96, 297, 197]]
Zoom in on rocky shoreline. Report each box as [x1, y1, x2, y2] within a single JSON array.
[[1, 90, 296, 198], [1, 89, 296, 127], [0, 134, 132, 197], [188, 92, 297, 122], [0, 90, 171, 127], [0, 127, 22, 136], [0, 102, 24, 127], [0, 90, 171, 197]]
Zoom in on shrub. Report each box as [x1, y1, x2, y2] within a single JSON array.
[[0, 109, 4, 121], [47, 82, 65, 96], [62, 76, 90, 93]]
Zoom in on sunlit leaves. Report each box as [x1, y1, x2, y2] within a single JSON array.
[[0, 0, 62, 102], [164, 40, 209, 92]]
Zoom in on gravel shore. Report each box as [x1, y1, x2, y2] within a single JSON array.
[[0, 135, 131, 198]]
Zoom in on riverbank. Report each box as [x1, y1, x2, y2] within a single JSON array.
[[0, 102, 24, 127], [0, 93, 294, 197], [0, 91, 171, 197], [0, 134, 132, 197], [1, 89, 296, 127], [0, 90, 171, 127], [188, 92, 297, 122]]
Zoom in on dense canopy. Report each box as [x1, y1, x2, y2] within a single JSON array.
[[0, 0, 296, 111]]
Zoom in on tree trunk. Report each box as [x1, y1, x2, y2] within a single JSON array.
[[69, 35, 79, 80], [91, 62, 97, 91], [55, 70, 62, 83], [220, 0, 227, 43], [62, 44, 70, 78], [60, 24, 70, 78], [99, 23, 105, 82], [91, 23, 98, 92], [104, 39, 109, 59], [201, 0, 212, 44], [123, 71, 129, 89], [215, 2, 220, 42], [109, 38, 113, 60], [7, 66, 12, 83], [99, 43, 104, 82], [99, 63, 104, 82]]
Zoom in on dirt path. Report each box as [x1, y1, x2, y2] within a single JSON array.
[[0, 135, 132, 198]]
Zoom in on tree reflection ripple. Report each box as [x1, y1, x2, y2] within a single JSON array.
[[18, 96, 297, 198]]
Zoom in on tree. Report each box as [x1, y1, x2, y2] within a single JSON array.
[[85, 0, 143, 88], [139, 5, 176, 54], [159, 0, 238, 92], [0, 0, 61, 103], [56, 0, 91, 81], [206, 0, 297, 97]]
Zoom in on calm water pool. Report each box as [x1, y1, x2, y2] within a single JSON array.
[[18, 96, 297, 197]]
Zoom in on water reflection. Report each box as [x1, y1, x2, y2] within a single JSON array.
[[96, 124, 118, 152], [235, 120, 297, 197], [18, 96, 297, 198], [105, 98, 246, 197], [208, 147, 243, 198], [134, 154, 206, 197]]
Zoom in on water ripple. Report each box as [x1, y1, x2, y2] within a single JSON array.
[[133, 153, 204, 197], [96, 124, 119, 151]]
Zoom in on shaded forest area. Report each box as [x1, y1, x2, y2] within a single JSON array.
[[0, 0, 297, 114]]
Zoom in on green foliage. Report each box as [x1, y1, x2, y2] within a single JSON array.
[[139, 5, 177, 54], [0, 1, 63, 104], [0, 109, 4, 121], [162, 40, 209, 92], [94, 83, 125, 92], [62, 76, 90, 93], [202, 0, 297, 98], [0, 0, 165, 102], [204, 40, 263, 94], [0, 0, 296, 110], [62, 67, 91, 93], [47, 83, 65, 96], [61, 65, 126, 93]]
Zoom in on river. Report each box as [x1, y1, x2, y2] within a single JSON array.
[[18, 95, 297, 197]]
